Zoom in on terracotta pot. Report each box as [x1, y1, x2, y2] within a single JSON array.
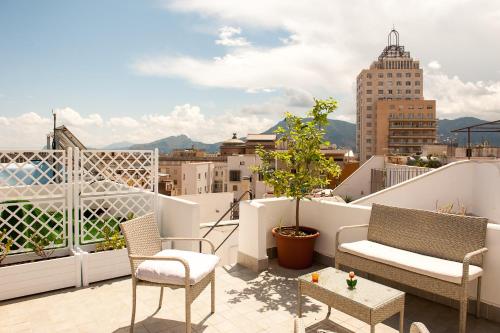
[[272, 226, 320, 269]]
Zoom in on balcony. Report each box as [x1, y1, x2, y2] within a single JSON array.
[[1, 150, 500, 333]]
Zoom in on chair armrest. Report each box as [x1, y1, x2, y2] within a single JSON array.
[[410, 322, 430, 333], [160, 237, 215, 254], [461, 247, 488, 284], [335, 224, 369, 252], [128, 254, 191, 286]]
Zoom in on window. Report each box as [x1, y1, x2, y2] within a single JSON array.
[[378, 73, 383, 78], [173, 180, 177, 185], [367, 81, 372, 86], [229, 170, 241, 181], [405, 81, 411, 86], [204, 172, 207, 179], [367, 114, 372, 118], [366, 90, 372, 94], [378, 90, 383, 94], [387, 81, 393, 86], [388, 89, 393, 94], [232, 185, 238, 191], [366, 138, 372, 143], [397, 89, 402, 94], [367, 98, 372, 102], [367, 73, 372, 79], [239, 161, 245, 166], [183, 174, 185, 180], [387, 73, 393, 78], [405, 73, 411, 78], [396, 81, 402, 86], [197, 173, 200, 179], [415, 73, 421, 77], [366, 106, 372, 110], [396, 73, 402, 78], [415, 81, 420, 86], [215, 171, 218, 176], [366, 122, 372, 127], [406, 89, 411, 94], [378, 81, 383, 86], [415, 89, 421, 94]]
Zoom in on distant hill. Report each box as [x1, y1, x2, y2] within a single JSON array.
[[262, 118, 357, 150], [128, 135, 220, 153], [437, 117, 500, 146], [103, 117, 498, 154], [102, 141, 134, 149]]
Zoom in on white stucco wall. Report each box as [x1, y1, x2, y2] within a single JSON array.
[[180, 192, 234, 224], [354, 160, 500, 224], [332, 155, 385, 199]]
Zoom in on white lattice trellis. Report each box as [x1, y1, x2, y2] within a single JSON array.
[[75, 149, 158, 247], [0, 150, 67, 200], [0, 199, 67, 254]]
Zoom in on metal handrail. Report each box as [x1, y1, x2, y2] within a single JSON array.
[[199, 190, 253, 253]]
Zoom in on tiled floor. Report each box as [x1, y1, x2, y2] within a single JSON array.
[[1, 261, 500, 333]]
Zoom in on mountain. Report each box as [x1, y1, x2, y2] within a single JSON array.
[[263, 118, 357, 150], [128, 135, 220, 153], [437, 117, 500, 146], [102, 141, 134, 149], [103, 117, 498, 154]]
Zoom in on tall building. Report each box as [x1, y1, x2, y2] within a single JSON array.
[[356, 29, 437, 162]]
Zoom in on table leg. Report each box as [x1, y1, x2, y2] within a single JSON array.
[[326, 306, 331, 318], [370, 325, 375, 333], [297, 280, 302, 318], [399, 307, 404, 333]]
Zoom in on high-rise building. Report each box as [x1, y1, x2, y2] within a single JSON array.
[[356, 29, 437, 162]]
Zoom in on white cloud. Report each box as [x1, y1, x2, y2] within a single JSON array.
[[0, 105, 276, 148], [426, 65, 500, 120], [137, 0, 500, 121], [215, 26, 250, 47]]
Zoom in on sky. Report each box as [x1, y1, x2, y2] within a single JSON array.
[[1, 0, 500, 148]]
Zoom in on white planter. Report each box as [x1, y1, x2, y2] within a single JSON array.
[[0, 253, 82, 301], [81, 248, 131, 286]]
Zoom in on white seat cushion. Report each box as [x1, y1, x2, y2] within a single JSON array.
[[339, 240, 483, 284], [136, 249, 219, 285]]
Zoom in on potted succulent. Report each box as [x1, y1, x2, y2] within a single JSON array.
[[254, 98, 341, 269]]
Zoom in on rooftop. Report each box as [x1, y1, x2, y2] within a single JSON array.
[[3, 260, 500, 333]]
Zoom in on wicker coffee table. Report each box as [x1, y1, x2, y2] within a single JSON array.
[[298, 267, 405, 333]]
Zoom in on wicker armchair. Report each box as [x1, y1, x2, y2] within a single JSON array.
[[293, 318, 430, 332], [410, 322, 430, 333], [120, 213, 218, 333]]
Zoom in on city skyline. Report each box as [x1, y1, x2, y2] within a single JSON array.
[[1, 0, 500, 148]]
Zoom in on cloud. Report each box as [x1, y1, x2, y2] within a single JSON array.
[[0, 105, 276, 148], [141, 0, 500, 121], [425, 65, 500, 120], [215, 26, 250, 47]]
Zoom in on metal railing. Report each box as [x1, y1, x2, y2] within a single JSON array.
[[200, 190, 253, 253]]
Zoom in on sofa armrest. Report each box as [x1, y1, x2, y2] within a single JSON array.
[[461, 247, 488, 284], [129, 254, 191, 286], [335, 224, 369, 253], [161, 237, 215, 254]]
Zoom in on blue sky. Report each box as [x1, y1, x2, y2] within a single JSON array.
[[1, 0, 499, 148]]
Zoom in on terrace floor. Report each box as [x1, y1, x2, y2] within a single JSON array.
[[2, 260, 500, 333]]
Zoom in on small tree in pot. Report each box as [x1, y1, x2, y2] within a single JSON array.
[[253, 98, 341, 269]]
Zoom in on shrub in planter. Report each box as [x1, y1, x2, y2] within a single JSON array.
[[253, 98, 341, 269]]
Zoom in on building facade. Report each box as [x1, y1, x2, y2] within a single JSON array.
[[356, 29, 437, 162]]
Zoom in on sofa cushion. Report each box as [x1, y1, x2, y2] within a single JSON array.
[[136, 249, 219, 285], [339, 240, 482, 284]]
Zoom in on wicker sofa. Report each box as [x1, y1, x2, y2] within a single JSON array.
[[335, 204, 488, 333]]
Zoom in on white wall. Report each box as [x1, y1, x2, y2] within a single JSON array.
[[180, 192, 234, 223], [332, 155, 385, 199], [353, 160, 500, 224]]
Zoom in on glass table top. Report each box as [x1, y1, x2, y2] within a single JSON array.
[[299, 267, 404, 309]]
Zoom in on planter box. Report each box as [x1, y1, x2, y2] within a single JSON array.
[[0, 253, 82, 301], [81, 248, 131, 286]]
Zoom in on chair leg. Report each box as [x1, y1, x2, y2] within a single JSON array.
[[186, 289, 191, 333], [211, 272, 215, 314], [130, 280, 137, 333], [476, 277, 482, 318], [459, 298, 467, 333], [158, 286, 164, 311]]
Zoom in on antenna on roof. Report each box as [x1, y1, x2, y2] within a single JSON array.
[[51, 109, 57, 150]]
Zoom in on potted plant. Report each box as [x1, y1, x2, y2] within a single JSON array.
[[253, 98, 341, 269]]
